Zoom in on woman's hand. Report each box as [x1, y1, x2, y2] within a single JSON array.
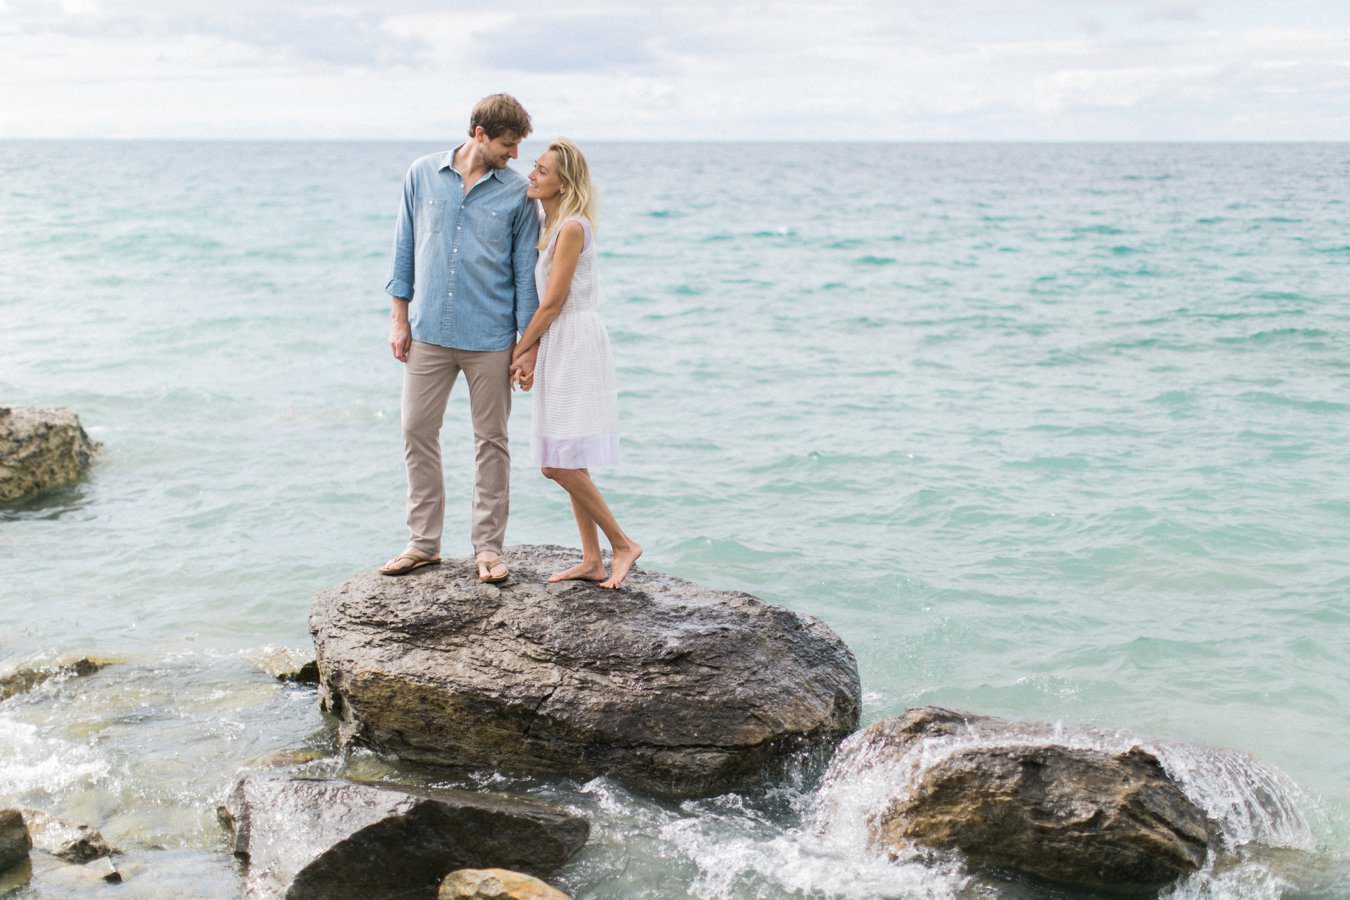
[[510, 344, 539, 391], [510, 358, 535, 391]]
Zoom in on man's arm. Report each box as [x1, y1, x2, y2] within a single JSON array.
[[384, 168, 416, 362], [511, 193, 541, 338], [508, 193, 542, 387]]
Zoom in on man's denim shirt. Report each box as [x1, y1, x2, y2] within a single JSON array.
[[384, 148, 540, 351]]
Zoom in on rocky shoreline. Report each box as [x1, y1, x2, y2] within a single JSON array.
[[0, 543, 1313, 897]]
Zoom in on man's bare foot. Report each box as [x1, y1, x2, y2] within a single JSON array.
[[600, 543, 643, 589], [548, 560, 607, 583]]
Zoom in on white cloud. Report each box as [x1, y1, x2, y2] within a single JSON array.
[[0, 0, 1347, 140]]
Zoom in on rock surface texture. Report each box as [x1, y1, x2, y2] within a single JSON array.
[[830, 707, 1217, 891], [0, 406, 98, 502], [439, 868, 571, 899], [0, 809, 31, 872], [220, 775, 588, 900], [310, 545, 861, 797]]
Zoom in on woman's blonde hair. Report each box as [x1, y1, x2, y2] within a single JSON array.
[[537, 138, 597, 251]]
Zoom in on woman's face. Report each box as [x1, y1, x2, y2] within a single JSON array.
[[526, 151, 564, 201]]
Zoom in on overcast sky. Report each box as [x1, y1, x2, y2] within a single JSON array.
[[2, 0, 1348, 141]]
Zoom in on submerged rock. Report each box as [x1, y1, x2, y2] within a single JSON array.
[[823, 708, 1217, 891], [220, 775, 588, 900], [0, 658, 108, 703], [0, 406, 98, 502], [20, 809, 115, 863], [309, 544, 860, 797], [439, 868, 571, 899], [0, 809, 31, 872]]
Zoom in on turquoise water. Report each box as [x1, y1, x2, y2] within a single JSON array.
[[1, 141, 1347, 897]]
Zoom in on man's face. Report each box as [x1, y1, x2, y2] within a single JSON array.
[[475, 127, 521, 169]]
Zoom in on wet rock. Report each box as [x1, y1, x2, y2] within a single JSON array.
[[0, 406, 98, 502], [0, 809, 32, 872], [88, 856, 121, 883], [0, 658, 108, 702], [829, 707, 1216, 891], [277, 660, 320, 684], [439, 868, 571, 899], [245, 747, 326, 770], [20, 809, 115, 863], [250, 646, 321, 684], [310, 544, 860, 797], [220, 774, 588, 900]]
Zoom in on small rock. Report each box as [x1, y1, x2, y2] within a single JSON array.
[[0, 406, 99, 502], [823, 707, 1217, 891], [439, 868, 571, 899], [0, 809, 32, 872], [20, 809, 115, 863], [89, 856, 121, 883], [277, 660, 320, 684], [221, 775, 588, 900], [0, 658, 108, 702], [310, 544, 860, 797]]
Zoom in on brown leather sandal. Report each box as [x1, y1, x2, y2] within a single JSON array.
[[476, 553, 509, 584], [380, 552, 440, 577]]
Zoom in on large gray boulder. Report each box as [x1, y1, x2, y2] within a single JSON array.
[[821, 708, 1217, 891], [0, 406, 98, 502], [0, 809, 31, 872], [310, 545, 860, 797], [219, 775, 588, 900]]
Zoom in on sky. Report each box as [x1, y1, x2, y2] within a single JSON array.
[[1, 0, 1348, 141]]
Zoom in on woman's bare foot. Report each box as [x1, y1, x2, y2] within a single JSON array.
[[548, 560, 607, 583], [600, 543, 643, 589]]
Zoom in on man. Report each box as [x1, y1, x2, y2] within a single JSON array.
[[380, 94, 539, 582]]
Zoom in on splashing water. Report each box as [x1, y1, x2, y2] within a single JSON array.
[[809, 712, 1315, 893]]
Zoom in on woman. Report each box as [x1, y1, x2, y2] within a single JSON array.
[[512, 140, 642, 588]]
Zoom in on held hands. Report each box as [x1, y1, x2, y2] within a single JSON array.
[[510, 345, 538, 391]]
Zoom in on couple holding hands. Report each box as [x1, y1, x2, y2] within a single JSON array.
[[379, 94, 640, 589]]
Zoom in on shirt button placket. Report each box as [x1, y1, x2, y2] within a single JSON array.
[[445, 201, 462, 337]]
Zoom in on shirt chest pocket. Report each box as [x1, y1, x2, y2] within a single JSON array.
[[419, 198, 444, 234], [475, 208, 510, 246]]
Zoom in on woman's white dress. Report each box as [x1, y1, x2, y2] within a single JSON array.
[[531, 216, 620, 469]]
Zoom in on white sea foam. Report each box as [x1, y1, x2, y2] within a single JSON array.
[[662, 814, 969, 899], [0, 715, 111, 796]]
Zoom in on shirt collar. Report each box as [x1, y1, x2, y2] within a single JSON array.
[[441, 144, 506, 182]]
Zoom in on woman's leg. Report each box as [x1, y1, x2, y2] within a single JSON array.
[[542, 467, 643, 588], [548, 477, 606, 582]]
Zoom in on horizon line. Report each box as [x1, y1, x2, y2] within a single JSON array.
[[2, 137, 1349, 145]]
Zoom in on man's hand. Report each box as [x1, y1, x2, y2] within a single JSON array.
[[389, 302, 412, 362], [509, 358, 535, 391], [510, 344, 538, 391]]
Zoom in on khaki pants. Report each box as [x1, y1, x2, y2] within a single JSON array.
[[401, 340, 512, 557]]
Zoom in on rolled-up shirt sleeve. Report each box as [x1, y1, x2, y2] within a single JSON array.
[[512, 198, 541, 335], [384, 168, 416, 300]]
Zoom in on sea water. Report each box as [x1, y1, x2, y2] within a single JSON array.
[[0, 141, 1347, 897]]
